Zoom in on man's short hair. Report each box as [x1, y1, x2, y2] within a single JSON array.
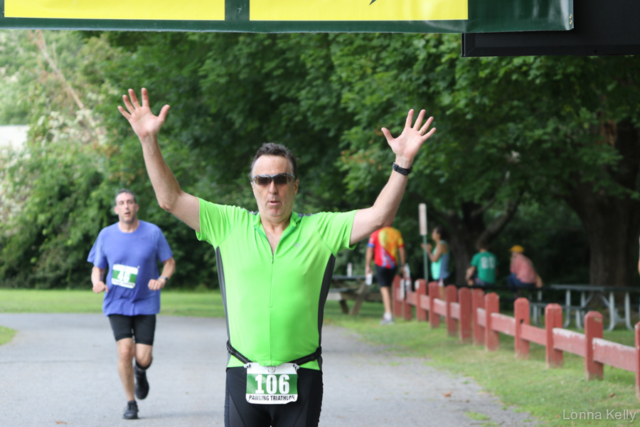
[[477, 239, 489, 250], [250, 143, 298, 179], [115, 189, 136, 205]]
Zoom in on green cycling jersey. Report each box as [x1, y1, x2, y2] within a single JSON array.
[[196, 198, 356, 370]]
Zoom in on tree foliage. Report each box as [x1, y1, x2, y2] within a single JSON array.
[[0, 30, 638, 289]]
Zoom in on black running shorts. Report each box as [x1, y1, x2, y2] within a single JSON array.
[[108, 314, 156, 345], [375, 265, 397, 288], [225, 367, 323, 427]]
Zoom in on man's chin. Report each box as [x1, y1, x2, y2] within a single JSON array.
[[263, 207, 291, 221]]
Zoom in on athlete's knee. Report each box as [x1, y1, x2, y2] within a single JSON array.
[[117, 340, 135, 362], [135, 354, 152, 370], [135, 344, 153, 367]]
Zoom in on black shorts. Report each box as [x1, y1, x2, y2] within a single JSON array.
[[375, 265, 397, 288], [225, 367, 323, 427], [108, 314, 156, 345]]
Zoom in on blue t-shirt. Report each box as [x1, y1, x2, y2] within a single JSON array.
[[87, 220, 173, 316]]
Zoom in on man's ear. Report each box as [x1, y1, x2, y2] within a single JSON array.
[[135, 203, 139, 213], [294, 179, 299, 194], [113, 206, 118, 215]]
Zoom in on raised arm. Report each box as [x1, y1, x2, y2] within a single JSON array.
[[118, 88, 200, 231], [350, 109, 436, 245]]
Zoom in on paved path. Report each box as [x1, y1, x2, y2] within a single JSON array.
[[0, 314, 534, 426]]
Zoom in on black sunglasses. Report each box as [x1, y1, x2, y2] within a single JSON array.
[[251, 173, 295, 186]]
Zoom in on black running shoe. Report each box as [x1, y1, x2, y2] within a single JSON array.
[[123, 400, 138, 420], [134, 365, 149, 400]]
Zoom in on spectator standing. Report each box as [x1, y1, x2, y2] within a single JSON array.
[[365, 226, 407, 325], [423, 225, 450, 285], [466, 241, 498, 286]]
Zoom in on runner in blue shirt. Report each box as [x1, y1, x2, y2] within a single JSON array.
[[88, 189, 175, 420]]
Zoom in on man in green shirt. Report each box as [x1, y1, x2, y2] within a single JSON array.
[[118, 88, 436, 427], [466, 241, 498, 286]]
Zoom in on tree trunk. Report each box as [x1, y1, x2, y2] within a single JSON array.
[[562, 120, 640, 286], [444, 200, 520, 285]]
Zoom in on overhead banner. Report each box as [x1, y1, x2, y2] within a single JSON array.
[[1, 0, 573, 33]]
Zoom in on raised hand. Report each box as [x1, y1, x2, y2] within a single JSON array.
[[381, 109, 436, 168], [118, 88, 170, 142]]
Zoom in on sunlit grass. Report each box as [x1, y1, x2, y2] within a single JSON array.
[[328, 309, 639, 427], [0, 326, 16, 346], [0, 289, 224, 317]]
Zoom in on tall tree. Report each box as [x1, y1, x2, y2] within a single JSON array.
[[451, 54, 640, 286]]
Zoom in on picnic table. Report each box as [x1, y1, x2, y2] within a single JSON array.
[[329, 275, 382, 315], [458, 283, 638, 331], [544, 284, 640, 331]]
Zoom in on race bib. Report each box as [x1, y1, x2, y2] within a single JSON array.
[[245, 363, 298, 405], [111, 264, 139, 289]]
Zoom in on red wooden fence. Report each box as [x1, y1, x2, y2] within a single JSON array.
[[391, 277, 640, 401]]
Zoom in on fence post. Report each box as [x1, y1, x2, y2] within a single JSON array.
[[459, 287, 472, 344], [392, 276, 402, 318], [403, 280, 413, 321], [584, 311, 603, 380], [514, 298, 530, 359], [484, 293, 500, 351], [545, 303, 563, 368], [472, 289, 485, 346], [635, 323, 640, 401], [445, 285, 458, 337], [415, 279, 428, 322], [428, 281, 440, 328]]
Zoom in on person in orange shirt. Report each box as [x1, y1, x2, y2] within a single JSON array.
[[365, 226, 408, 324], [507, 245, 543, 289]]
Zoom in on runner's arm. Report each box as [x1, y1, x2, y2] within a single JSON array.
[[365, 246, 374, 275], [149, 257, 176, 291], [118, 88, 200, 231], [91, 266, 108, 293], [350, 110, 435, 245]]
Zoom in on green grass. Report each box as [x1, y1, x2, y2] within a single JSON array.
[[0, 289, 225, 317], [466, 411, 490, 421], [1, 289, 639, 425], [0, 326, 16, 346], [328, 311, 640, 427]]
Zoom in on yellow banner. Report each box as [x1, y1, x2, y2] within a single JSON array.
[[251, 0, 468, 21], [5, 0, 225, 21]]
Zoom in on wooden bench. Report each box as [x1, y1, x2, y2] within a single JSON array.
[[329, 275, 382, 315]]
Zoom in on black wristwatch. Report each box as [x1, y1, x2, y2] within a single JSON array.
[[392, 162, 413, 176], [159, 276, 170, 283]]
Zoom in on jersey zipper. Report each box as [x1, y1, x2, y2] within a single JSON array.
[[255, 219, 297, 365]]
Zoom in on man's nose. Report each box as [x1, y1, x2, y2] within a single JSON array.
[[268, 181, 278, 193]]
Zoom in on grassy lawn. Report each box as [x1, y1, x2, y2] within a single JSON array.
[[328, 311, 640, 427], [0, 326, 16, 346], [0, 289, 225, 317], [1, 289, 638, 425]]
